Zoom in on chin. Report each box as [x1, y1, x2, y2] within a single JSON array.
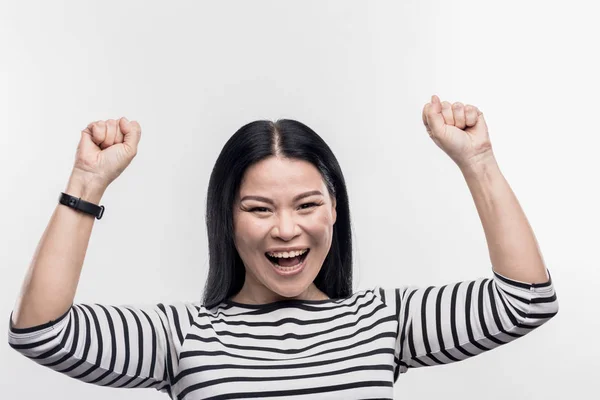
[[269, 283, 310, 299]]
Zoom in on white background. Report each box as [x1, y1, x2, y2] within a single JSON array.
[[1, 0, 598, 399]]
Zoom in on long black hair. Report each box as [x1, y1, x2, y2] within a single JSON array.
[[202, 119, 353, 308]]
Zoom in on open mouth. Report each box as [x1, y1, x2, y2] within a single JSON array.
[[265, 249, 310, 268]]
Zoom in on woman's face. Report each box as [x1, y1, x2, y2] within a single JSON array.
[[232, 156, 337, 304]]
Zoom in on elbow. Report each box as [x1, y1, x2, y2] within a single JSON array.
[[522, 290, 559, 327], [7, 307, 73, 358]]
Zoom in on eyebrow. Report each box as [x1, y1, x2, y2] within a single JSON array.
[[240, 190, 323, 205]]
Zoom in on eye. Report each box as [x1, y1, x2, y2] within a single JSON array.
[[299, 202, 319, 210], [249, 207, 270, 213], [248, 203, 319, 213]]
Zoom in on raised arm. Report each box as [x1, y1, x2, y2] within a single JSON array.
[[10, 171, 106, 329], [6, 119, 194, 393], [382, 95, 560, 375], [423, 94, 549, 284], [10, 117, 141, 329]]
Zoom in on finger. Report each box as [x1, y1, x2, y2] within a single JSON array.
[[86, 121, 98, 139], [441, 101, 454, 126], [79, 127, 99, 153], [422, 104, 430, 131], [115, 117, 124, 144], [119, 117, 142, 155], [425, 95, 446, 137], [452, 102, 466, 129], [89, 121, 107, 146], [464, 105, 478, 127], [101, 119, 118, 149]]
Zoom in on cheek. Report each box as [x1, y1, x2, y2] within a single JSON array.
[[304, 212, 334, 239], [235, 215, 266, 239], [234, 217, 258, 254], [234, 217, 272, 262]]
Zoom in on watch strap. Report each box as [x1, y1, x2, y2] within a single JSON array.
[[59, 192, 105, 220]]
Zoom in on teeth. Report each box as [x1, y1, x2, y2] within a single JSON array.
[[267, 249, 308, 258], [274, 263, 302, 270]]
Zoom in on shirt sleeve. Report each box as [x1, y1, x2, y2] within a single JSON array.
[[376, 267, 558, 378], [7, 301, 198, 395]]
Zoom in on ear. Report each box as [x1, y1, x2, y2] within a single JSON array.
[[331, 196, 337, 224]]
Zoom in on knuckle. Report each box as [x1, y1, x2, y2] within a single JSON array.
[[94, 121, 106, 135]]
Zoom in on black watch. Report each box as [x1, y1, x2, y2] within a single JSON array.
[[59, 192, 105, 220]]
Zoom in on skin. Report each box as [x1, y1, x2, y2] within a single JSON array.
[[424, 94, 548, 283], [230, 156, 337, 305]]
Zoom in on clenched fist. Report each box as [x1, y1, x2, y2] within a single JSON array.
[[73, 117, 142, 188], [422, 95, 494, 170]]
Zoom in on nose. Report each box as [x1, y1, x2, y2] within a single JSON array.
[[270, 211, 301, 240]]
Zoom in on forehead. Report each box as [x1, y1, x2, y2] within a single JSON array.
[[239, 157, 324, 193]]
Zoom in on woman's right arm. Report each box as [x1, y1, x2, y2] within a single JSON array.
[[10, 171, 106, 329], [7, 170, 197, 393], [11, 116, 141, 329], [5, 118, 192, 392]]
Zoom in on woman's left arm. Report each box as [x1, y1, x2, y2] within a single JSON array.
[[383, 98, 559, 374], [460, 152, 550, 284], [422, 94, 550, 285]]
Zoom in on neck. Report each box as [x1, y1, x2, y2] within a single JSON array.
[[231, 283, 329, 305]]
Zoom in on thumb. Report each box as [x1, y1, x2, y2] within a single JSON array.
[[119, 117, 142, 154], [423, 95, 446, 137]]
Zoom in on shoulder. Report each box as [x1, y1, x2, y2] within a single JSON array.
[[347, 285, 392, 306], [367, 285, 405, 307]]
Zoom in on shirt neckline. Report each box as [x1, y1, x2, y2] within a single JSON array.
[[221, 296, 344, 309]]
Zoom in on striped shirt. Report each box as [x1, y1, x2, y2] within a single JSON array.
[[8, 268, 558, 399]]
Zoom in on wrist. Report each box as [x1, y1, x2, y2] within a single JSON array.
[[65, 171, 107, 204], [459, 150, 499, 178]]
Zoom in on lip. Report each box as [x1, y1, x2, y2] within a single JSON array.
[[265, 247, 310, 254], [267, 251, 309, 277]]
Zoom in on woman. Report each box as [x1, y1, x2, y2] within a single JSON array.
[[8, 95, 558, 399]]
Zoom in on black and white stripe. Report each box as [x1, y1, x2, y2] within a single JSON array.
[[383, 269, 558, 376], [8, 268, 558, 399]]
